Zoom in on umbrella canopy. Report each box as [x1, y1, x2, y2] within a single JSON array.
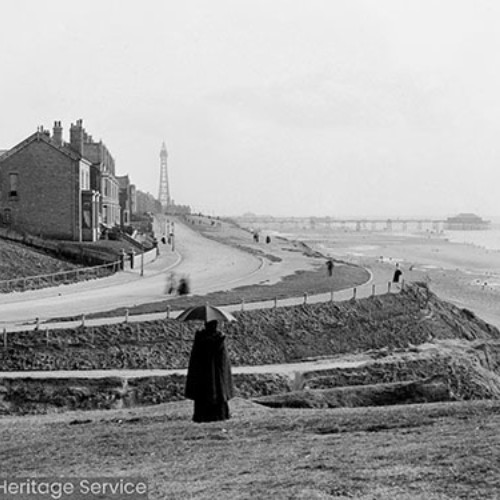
[[176, 304, 237, 323]]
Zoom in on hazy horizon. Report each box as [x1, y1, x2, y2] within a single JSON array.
[[230, 212, 500, 220], [1, 1, 500, 218]]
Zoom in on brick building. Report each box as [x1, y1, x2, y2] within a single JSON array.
[[0, 120, 120, 241], [75, 120, 121, 229], [116, 174, 137, 226]]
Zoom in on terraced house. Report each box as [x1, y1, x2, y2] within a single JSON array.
[[0, 120, 121, 241]]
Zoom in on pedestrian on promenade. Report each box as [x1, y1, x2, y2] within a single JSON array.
[[326, 258, 334, 277], [185, 320, 234, 422], [128, 250, 135, 269], [393, 264, 403, 283]]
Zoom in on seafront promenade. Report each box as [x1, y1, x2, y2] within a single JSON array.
[[0, 217, 397, 332]]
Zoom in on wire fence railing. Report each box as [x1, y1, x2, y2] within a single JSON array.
[[0, 278, 406, 339], [0, 260, 122, 294]]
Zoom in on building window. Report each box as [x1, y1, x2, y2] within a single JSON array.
[[9, 173, 18, 197]]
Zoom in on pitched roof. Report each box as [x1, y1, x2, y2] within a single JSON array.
[[0, 130, 86, 164]]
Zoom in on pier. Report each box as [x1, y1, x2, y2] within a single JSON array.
[[234, 216, 447, 232]]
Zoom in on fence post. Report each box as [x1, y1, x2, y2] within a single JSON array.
[[81, 314, 85, 328], [125, 309, 129, 323], [3, 329, 6, 350], [274, 297, 278, 309], [166, 305, 171, 319], [45, 329, 49, 346], [388, 281, 392, 293], [35, 317, 40, 330], [372, 284, 376, 296], [241, 299, 245, 312], [352, 287, 357, 299], [303, 292, 308, 305], [330, 290, 334, 302], [401, 279, 405, 291]]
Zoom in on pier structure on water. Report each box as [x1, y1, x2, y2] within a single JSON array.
[[234, 216, 448, 233]]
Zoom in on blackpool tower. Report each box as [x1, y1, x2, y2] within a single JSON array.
[[158, 142, 171, 208]]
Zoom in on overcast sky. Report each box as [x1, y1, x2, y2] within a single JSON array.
[[1, 1, 499, 217]]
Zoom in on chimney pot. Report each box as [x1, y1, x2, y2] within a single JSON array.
[[53, 120, 63, 146], [69, 120, 84, 155]]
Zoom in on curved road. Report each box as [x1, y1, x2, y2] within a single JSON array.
[[0, 221, 272, 329]]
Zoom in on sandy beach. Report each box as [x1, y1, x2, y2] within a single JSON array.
[[281, 229, 500, 330]]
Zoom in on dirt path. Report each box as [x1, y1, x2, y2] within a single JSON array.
[[0, 342, 448, 384]]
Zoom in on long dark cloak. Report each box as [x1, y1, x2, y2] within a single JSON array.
[[185, 328, 234, 404]]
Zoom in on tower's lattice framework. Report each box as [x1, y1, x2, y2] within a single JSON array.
[[158, 142, 171, 208]]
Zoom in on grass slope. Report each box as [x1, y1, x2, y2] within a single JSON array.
[[0, 239, 80, 281], [1, 399, 499, 499], [3, 284, 498, 372]]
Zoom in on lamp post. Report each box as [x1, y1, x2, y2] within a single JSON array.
[[140, 243, 144, 277]]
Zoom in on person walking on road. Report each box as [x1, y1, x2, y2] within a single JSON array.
[[185, 320, 234, 423], [165, 272, 177, 295]]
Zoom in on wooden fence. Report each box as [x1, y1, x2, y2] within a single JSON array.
[[0, 260, 121, 294]]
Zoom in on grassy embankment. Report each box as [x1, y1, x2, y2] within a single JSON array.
[[0, 239, 80, 280], [3, 283, 482, 372], [0, 238, 141, 292], [1, 398, 499, 499], [2, 284, 500, 417]]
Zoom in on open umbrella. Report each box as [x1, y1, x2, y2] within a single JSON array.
[[176, 304, 237, 323]]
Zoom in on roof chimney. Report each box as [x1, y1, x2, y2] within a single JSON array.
[[52, 121, 63, 146], [69, 119, 84, 155]]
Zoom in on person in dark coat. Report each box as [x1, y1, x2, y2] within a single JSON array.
[[326, 258, 334, 277], [185, 320, 234, 423], [393, 265, 403, 283], [177, 276, 190, 295]]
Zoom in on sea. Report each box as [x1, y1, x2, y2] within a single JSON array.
[[270, 218, 500, 253], [443, 228, 500, 251], [267, 220, 500, 292]]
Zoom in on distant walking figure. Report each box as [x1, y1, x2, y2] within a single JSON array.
[[165, 272, 177, 295], [185, 320, 234, 423], [393, 265, 403, 283], [178, 277, 190, 295], [326, 259, 334, 277]]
